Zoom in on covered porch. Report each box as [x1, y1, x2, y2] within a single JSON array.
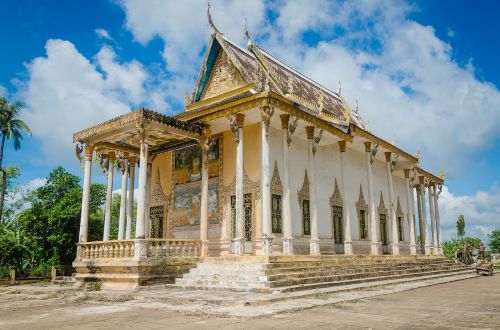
[[72, 108, 210, 289]]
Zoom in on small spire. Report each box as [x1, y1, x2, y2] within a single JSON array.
[[207, 2, 218, 36], [244, 18, 253, 49], [415, 149, 420, 160], [185, 90, 190, 106], [337, 80, 342, 94], [355, 99, 359, 113], [391, 136, 397, 146], [439, 169, 445, 180]]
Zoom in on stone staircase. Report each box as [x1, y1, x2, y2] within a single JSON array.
[[173, 255, 472, 293]]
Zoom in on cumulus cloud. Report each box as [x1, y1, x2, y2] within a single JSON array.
[[20, 39, 151, 165], [95, 28, 113, 41], [439, 184, 500, 245]]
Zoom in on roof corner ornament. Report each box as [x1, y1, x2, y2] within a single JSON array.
[[244, 17, 253, 50], [318, 90, 324, 113], [184, 90, 191, 107], [75, 144, 85, 172], [354, 99, 359, 113], [337, 80, 342, 95], [261, 105, 274, 138], [228, 115, 240, 143], [390, 153, 399, 173], [415, 149, 421, 166], [207, 2, 218, 36], [287, 116, 299, 145], [391, 136, 397, 146], [312, 129, 323, 153], [370, 143, 379, 164]]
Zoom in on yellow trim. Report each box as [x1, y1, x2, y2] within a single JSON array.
[[350, 125, 418, 163], [186, 84, 257, 111], [415, 166, 444, 185]]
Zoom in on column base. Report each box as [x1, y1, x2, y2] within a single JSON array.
[[282, 237, 294, 255], [261, 236, 273, 255], [309, 239, 321, 256], [389, 243, 400, 255], [134, 239, 148, 260], [409, 244, 417, 256], [201, 240, 209, 257], [437, 246, 443, 255], [344, 241, 353, 255], [370, 242, 381, 255], [233, 238, 244, 256], [424, 245, 431, 256]]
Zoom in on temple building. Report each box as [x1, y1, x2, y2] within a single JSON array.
[[72, 13, 447, 289]]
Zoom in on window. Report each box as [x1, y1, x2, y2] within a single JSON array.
[[332, 205, 343, 243], [359, 209, 368, 239], [271, 194, 282, 234], [302, 200, 311, 236], [149, 206, 164, 238], [231, 193, 253, 241], [397, 216, 404, 242], [379, 214, 387, 245]]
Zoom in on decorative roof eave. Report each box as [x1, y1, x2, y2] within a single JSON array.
[[350, 124, 417, 163], [185, 83, 257, 113], [415, 166, 444, 185], [73, 108, 203, 143]]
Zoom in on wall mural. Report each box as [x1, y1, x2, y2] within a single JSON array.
[[172, 136, 221, 227]]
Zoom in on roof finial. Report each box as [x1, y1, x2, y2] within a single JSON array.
[[337, 80, 342, 94], [244, 18, 253, 49], [207, 2, 218, 36], [355, 99, 359, 113], [439, 169, 445, 180]]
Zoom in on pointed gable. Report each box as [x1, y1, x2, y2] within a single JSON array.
[[201, 50, 246, 100]]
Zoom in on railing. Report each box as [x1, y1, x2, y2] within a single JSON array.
[[77, 239, 201, 260], [78, 240, 136, 260], [147, 239, 201, 258]]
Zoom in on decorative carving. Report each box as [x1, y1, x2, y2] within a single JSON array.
[[228, 115, 240, 143], [203, 51, 246, 100], [297, 170, 310, 204], [356, 185, 369, 240], [288, 116, 299, 145], [221, 168, 260, 203], [330, 178, 343, 206], [261, 105, 274, 138], [357, 185, 368, 210], [312, 129, 323, 153], [150, 168, 168, 208], [270, 161, 283, 196], [370, 143, 379, 164], [390, 153, 399, 173]]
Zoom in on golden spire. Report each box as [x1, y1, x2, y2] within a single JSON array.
[[207, 2, 218, 36], [244, 18, 253, 49]]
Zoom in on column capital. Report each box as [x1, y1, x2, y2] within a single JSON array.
[[122, 152, 129, 160], [404, 168, 410, 179], [280, 114, 290, 129], [108, 151, 116, 162], [384, 151, 392, 162], [305, 126, 315, 139], [418, 175, 425, 185], [338, 140, 347, 152], [235, 113, 245, 128], [84, 145, 94, 161], [363, 141, 371, 153], [129, 155, 137, 167]]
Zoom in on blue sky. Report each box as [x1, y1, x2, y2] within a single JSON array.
[[1, 0, 499, 243]]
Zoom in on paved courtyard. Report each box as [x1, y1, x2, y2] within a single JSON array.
[[0, 275, 498, 329]]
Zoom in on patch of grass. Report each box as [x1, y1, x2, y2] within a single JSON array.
[[87, 281, 101, 292], [328, 303, 343, 309]]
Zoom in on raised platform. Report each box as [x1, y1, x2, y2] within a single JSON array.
[[173, 255, 472, 293]]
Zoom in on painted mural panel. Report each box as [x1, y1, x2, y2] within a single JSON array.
[[172, 136, 221, 228], [172, 181, 219, 226]]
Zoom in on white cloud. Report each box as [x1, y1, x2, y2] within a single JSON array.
[[0, 85, 7, 98], [95, 28, 113, 41], [439, 184, 500, 245], [20, 39, 149, 165], [446, 27, 455, 38]]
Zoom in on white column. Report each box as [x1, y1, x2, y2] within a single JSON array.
[[118, 156, 129, 240], [135, 140, 148, 239], [233, 114, 245, 256], [306, 126, 320, 255], [260, 108, 273, 254], [144, 163, 152, 238], [416, 186, 424, 253], [339, 141, 352, 255], [200, 139, 209, 256], [419, 177, 430, 255], [428, 183, 438, 254], [281, 115, 293, 255], [103, 151, 115, 241], [365, 142, 379, 255], [126, 156, 136, 239], [404, 169, 417, 255], [78, 145, 93, 243], [434, 186, 442, 255], [385, 152, 399, 255]]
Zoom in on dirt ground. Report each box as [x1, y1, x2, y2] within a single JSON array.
[[0, 275, 498, 329]]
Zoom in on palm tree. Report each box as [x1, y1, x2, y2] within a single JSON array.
[[0, 97, 31, 222]]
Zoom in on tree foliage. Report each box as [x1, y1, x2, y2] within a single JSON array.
[[456, 214, 465, 239], [488, 229, 500, 253], [0, 167, 106, 272]]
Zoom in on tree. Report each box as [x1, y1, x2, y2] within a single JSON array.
[[0, 97, 31, 222], [0, 166, 21, 222], [456, 215, 465, 240], [488, 229, 500, 253]]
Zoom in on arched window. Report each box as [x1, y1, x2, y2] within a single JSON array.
[[298, 170, 311, 236], [396, 197, 404, 242], [270, 161, 283, 234], [330, 178, 343, 244], [378, 192, 388, 246]]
